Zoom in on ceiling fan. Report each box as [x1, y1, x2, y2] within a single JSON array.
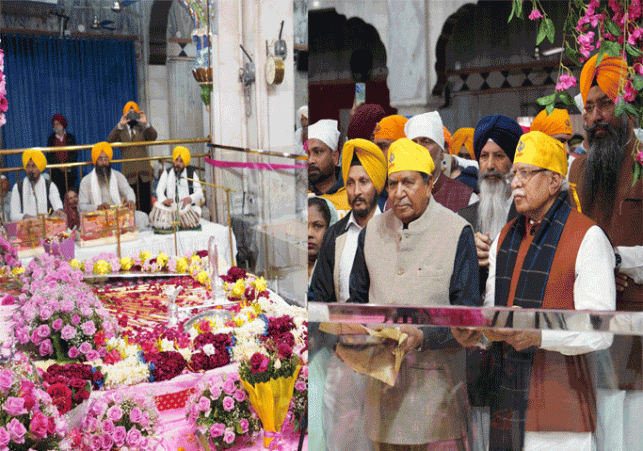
[[91, 15, 116, 31]]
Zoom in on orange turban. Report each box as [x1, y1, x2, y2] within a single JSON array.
[[443, 126, 453, 153], [123, 101, 140, 115], [530, 108, 573, 136], [342, 139, 388, 193], [580, 54, 628, 104], [373, 115, 408, 140], [452, 128, 475, 159], [22, 149, 47, 172], [91, 142, 113, 164]]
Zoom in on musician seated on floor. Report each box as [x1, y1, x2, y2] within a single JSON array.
[[150, 146, 203, 230], [10, 149, 65, 222], [78, 142, 149, 230]]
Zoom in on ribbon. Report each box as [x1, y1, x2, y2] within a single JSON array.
[[264, 413, 295, 451], [205, 157, 306, 171]]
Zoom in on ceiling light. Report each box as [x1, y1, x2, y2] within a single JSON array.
[[91, 16, 99, 29], [111, 0, 121, 12]]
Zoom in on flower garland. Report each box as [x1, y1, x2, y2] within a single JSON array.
[[0, 39, 7, 127]]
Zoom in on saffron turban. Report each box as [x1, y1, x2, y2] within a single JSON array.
[[580, 54, 628, 104], [173, 146, 191, 166], [91, 142, 113, 164], [307, 119, 341, 151], [123, 101, 140, 115], [388, 138, 434, 177], [404, 111, 445, 150], [342, 138, 388, 193], [347, 103, 386, 140], [374, 115, 408, 140], [52, 114, 67, 129], [530, 108, 573, 136], [452, 128, 475, 159], [22, 149, 46, 172], [443, 126, 453, 153], [473, 115, 523, 161], [514, 131, 567, 177]]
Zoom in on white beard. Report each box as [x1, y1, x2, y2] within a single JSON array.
[[476, 177, 512, 240]]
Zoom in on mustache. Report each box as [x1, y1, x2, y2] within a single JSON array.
[[351, 195, 366, 205], [481, 169, 510, 182], [307, 164, 320, 172], [584, 121, 614, 136], [512, 188, 525, 198]]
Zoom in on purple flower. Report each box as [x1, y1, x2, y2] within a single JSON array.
[[528, 9, 543, 20], [210, 423, 225, 437], [39, 339, 53, 357], [113, 426, 127, 447], [3, 397, 28, 416], [129, 407, 143, 423], [126, 427, 142, 447], [233, 389, 247, 402], [0, 426, 10, 447], [198, 396, 211, 412], [6, 418, 26, 444], [81, 321, 96, 336], [61, 325, 77, 340], [223, 428, 236, 444], [222, 396, 235, 412], [68, 346, 80, 359], [107, 405, 123, 422]]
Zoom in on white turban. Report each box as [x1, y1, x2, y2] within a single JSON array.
[[308, 119, 341, 151], [404, 111, 445, 151], [297, 105, 308, 122]]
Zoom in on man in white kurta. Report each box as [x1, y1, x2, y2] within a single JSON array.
[[155, 146, 203, 217], [10, 149, 64, 222]]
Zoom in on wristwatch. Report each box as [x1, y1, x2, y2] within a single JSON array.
[[615, 250, 622, 271]]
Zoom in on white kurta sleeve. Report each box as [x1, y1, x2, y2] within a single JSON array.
[[10, 183, 23, 222], [116, 171, 136, 203], [190, 171, 204, 204], [615, 245, 643, 283], [539, 225, 615, 355], [156, 169, 169, 203], [484, 235, 499, 307], [48, 182, 64, 212]]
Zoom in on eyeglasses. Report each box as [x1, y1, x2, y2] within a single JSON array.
[[510, 168, 548, 182], [584, 96, 614, 115]]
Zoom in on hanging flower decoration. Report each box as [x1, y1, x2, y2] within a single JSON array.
[[0, 39, 7, 128], [511, 0, 643, 182]]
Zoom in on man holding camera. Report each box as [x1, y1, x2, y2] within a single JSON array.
[[108, 101, 157, 213]]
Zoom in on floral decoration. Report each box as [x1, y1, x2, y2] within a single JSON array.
[[41, 363, 103, 415], [185, 370, 260, 450], [71, 390, 159, 451], [290, 365, 307, 432], [142, 350, 187, 382], [0, 39, 7, 128], [0, 236, 21, 285]]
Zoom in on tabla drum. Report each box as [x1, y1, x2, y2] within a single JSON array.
[[179, 204, 200, 229], [149, 202, 176, 230]]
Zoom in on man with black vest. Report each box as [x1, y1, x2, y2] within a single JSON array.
[[156, 146, 204, 218]]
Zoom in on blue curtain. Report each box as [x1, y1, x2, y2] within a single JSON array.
[[0, 33, 138, 185]]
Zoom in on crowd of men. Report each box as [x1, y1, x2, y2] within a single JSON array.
[[1, 101, 204, 231], [308, 54, 642, 451]]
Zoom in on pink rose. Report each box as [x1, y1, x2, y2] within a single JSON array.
[[198, 397, 211, 412], [90, 435, 102, 451], [129, 407, 143, 423], [2, 397, 28, 416], [51, 318, 64, 331], [39, 306, 54, 321], [101, 419, 115, 434], [209, 423, 225, 437], [210, 385, 222, 399], [68, 346, 80, 359], [113, 426, 127, 447], [6, 418, 26, 444], [71, 314, 81, 325], [39, 339, 53, 357], [90, 398, 108, 417], [81, 321, 96, 336], [30, 330, 43, 345], [0, 370, 13, 391], [222, 378, 236, 395], [78, 342, 92, 354], [100, 432, 114, 450], [107, 405, 123, 422], [239, 419, 249, 434], [85, 350, 100, 361], [233, 389, 247, 402], [223, 429, 235, 444], [528, 9, 543, 20], [61, 325, 76, 340], [222, 396, 235, 412], [29, 411, 49, 439], [126, 427, 142, 447], [295, 381, 306, 391], [0, 426, 9, 447]]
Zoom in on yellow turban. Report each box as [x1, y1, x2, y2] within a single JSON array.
[[387, 138, 434, 176], [580, 54, 628, 104], [173, 146, 191, 166], [452, 128, 475, 158], [514, 131, 567, 177], [91, 142, 113, 164], [123, 101, 140, 115], [22, 149, 46, 172], [374, 115, 408, 140], [530, 108, 573, 136], [341, 139, 388, 193]]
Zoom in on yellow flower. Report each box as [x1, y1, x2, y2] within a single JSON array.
[[139, 250, 152, 262], [11, 267, 25, 275], [175, 257, 189, 273], [196, 270, 210, 286], [252, 303, 262, 315], [231, 279, 245, 298], [234, 317, 246, 327], [70, 259, 81, 269], [93, 260, 110, 275], [190, 254, 201, 265], [120, 257, 134, 271], [157, 252, 169, 268], [252, 276, 267, 293]]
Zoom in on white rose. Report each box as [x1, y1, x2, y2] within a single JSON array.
[[274, 359, 282, 369], [203, 344, 216, 356]]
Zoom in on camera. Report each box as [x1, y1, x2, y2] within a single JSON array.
[[126, 111, 140, 121]]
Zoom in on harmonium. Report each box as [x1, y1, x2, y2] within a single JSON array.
[[79, 206, 139, 248], [3, 216, 66, 258]]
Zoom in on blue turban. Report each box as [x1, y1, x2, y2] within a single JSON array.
[[473, 115, 523, 161]]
